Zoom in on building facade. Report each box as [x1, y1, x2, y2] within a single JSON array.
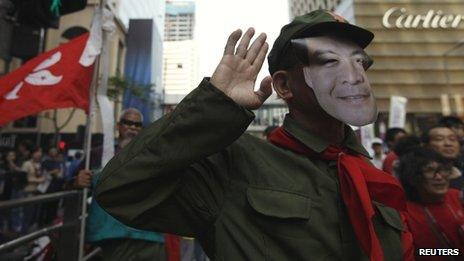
[[162, 0, 198, 96], [118, 0, 166, 120], [0, 0, 129, 150], [356, 0, 464, 131], [289, 0, 343, 19], [165, 0, 195, 41], [163, 40, 198, 95], [118, 0, 165, 32]]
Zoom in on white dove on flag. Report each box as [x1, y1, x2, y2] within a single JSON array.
[[4, 51, 64, 100]]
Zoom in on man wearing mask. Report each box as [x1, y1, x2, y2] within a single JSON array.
[[96, 10, 412, 260]]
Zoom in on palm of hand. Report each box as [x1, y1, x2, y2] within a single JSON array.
[[212, 55, 262, 109], [211, 28, 272, 110]]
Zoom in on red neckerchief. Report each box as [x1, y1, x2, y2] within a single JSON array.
[[268, 127, 413, 261]]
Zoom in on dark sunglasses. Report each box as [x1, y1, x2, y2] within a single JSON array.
[[120, 119, 143, 128]]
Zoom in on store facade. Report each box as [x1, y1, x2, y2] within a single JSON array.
[[353, 0, 464, 131]]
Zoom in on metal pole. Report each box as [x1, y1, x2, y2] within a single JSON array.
[[35, 27, 46, 148], [38, 28, 46, 53], [0, 190, 80, 210], [83, 247, 102, 261], [0, 223, 63, 253], [79, 1, 106, 259], [78, 57, 99, 261]]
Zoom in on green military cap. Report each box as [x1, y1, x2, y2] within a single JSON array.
[[268, 9, 374, 75]]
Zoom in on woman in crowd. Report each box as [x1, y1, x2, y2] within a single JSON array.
[[21, 147, 46, 232], [22, 148, 46, 195], [397, 147, 464, 260]]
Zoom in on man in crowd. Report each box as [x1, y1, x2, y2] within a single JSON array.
[[95, 10, 413, 260], [66, 151, 82, 183], [382, 127, 407, 175], [74, 108, 166, 260], [422, 124, 463, 190], [16, 140, 33, 167], [439, 116, 464, 145], [370, 137, 385, 169]]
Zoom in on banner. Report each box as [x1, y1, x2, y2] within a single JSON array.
[[360, 123, 376, 156], [388, 96, 408, 128]]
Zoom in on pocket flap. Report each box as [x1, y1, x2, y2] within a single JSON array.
[[247, 187, 311, 219], [374, 201, 405, 231]]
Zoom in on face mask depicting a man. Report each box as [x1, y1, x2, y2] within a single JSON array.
[[291, 36, 378, 126]]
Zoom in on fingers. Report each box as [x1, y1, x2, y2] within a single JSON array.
[[255, 76, 273, 103], [78, 169, 93, 176], [235, 28, 255, 58], [80, 180, 91, 188], [252, 42, 269, 74], [224, 29, 242, 55], [245, 33, 267, 64], [74, 173, 91, 188]]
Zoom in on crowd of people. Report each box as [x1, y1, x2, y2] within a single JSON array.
[[0, 109, 209, 260], [368, 116, 464, 256], [0, 141, 83, 237]]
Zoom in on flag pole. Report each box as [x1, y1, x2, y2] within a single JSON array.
[[78, 47, 100, 261], [78, 1, 105, 259], [78, 57, 100, 261]]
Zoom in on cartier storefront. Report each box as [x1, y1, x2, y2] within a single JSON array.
[[353, 0, 464, 131]]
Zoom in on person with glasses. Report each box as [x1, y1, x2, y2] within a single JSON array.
[[115, 108, 144, 152], [397, 147, 464, 259], [73, 108, 166, 260], [72, 108, 144, 187], [422, 124, 463, 191]]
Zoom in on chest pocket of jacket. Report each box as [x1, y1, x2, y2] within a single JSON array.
[[246, 187, 312, 238], [373, 201, 404, 261]]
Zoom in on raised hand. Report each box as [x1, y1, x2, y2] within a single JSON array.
[[211, 28, 273, 110]]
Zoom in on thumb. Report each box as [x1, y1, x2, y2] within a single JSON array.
[[255, 76, 273, 103]]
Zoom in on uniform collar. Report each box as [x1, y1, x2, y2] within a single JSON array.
[[282, 114, 371, 158]]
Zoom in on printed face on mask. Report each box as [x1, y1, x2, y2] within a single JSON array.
[[292, 36, 378, 126]]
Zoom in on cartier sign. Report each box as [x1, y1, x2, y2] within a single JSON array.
[[382, 7, 464, 29]]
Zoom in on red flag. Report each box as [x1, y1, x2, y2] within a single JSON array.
[[0, 33, 94, 126]]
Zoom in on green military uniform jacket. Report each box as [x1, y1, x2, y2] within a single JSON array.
[[95, 79, 405, 260]]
